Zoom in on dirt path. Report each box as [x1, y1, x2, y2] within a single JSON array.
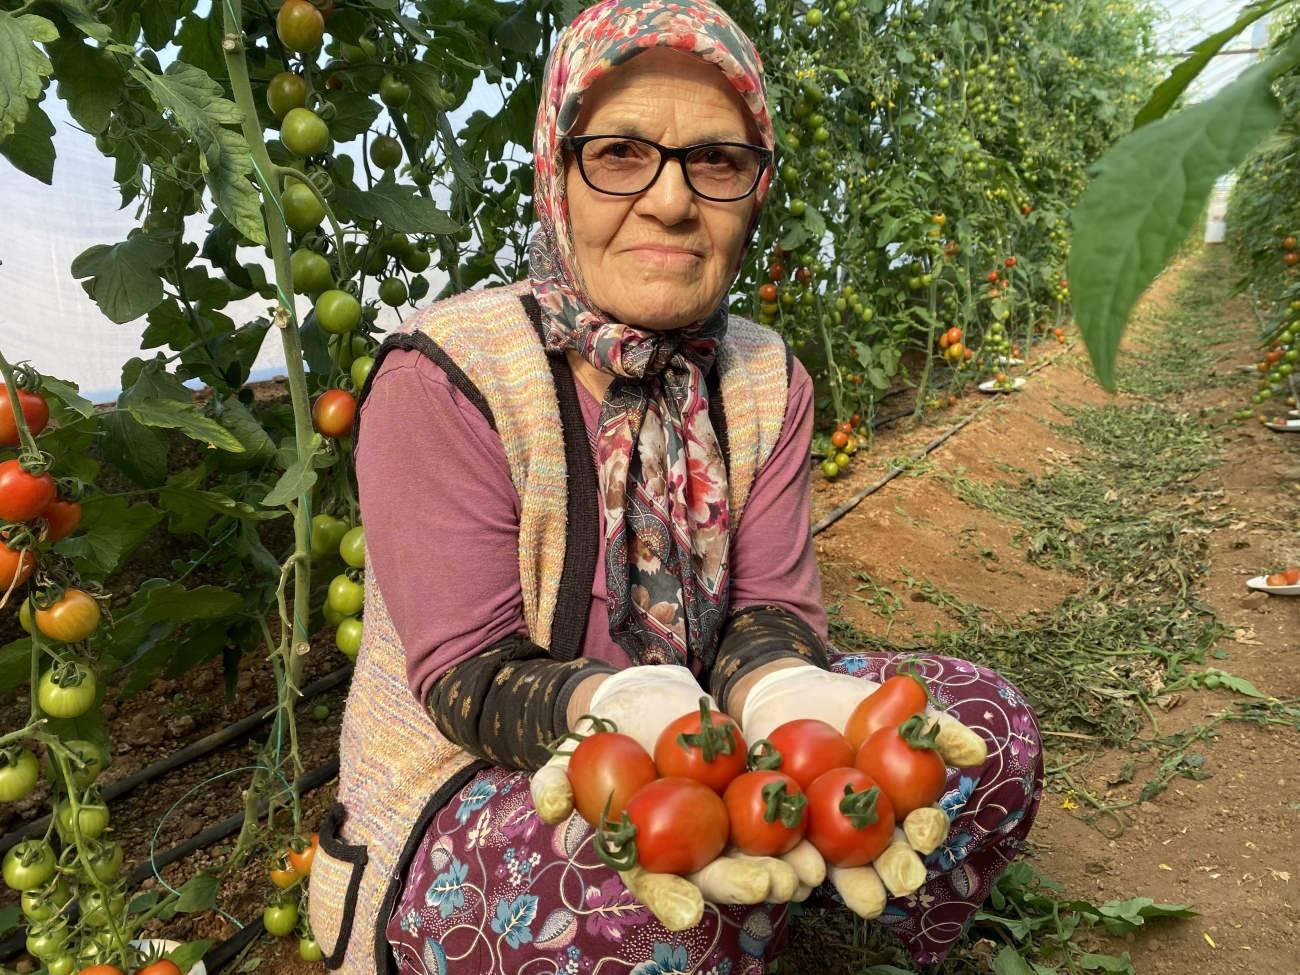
[[802, 249, 1300, 973]]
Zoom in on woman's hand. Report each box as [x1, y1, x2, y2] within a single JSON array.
[[528, 665, 811, 930]]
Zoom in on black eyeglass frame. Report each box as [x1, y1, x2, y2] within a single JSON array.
[[562, 134, 773, 203]]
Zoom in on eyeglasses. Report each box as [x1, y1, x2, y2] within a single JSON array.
[[563, 134, 772, 203]]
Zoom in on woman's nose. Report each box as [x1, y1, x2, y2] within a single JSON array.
[[634, 157, 697, 223]]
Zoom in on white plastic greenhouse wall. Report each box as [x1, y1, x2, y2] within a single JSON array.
[[0, 0, 1270, 403]]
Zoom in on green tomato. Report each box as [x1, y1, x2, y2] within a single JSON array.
[[291, 248, 333, 296], [327, 575, 365, 617], [820, 459, 840, 479], [281, 108, 330, 157], [20, 878, 70, 922], [402, 246, 432, 273], [311, 703, 330, 721], [61, 739, 107, 790], [25, 918, 70, 959], [788, 199, 806, 217], [300, 936, 325, 961], [806, 7, 823, 26], [340, 36, 375, 64], [315, 289, 361, 335], [3, 840, 56, 892], [46, 954, 75, 975], [266, 71, 308, 119], [79, 887, 126, 927], [336, 617, 363, 661], [283, 182, 326, 233], [310, 514, 349, 558], [350, 355, 375, 390], [323, 602, 345, 627], [381, 233, 412, 258], [0, 746, 38, 802], [370, 135, 403, 171], [264, 900, 300, 937], [54, 793, 110, 841], [37, 662, 97, 719], [380, 73, 411, 108], [85, 840, 124, 883], [378, 276, 408, 307], [338, 526, 366, 568]]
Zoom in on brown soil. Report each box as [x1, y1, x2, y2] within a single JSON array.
[[5, 251, 1299, 974]]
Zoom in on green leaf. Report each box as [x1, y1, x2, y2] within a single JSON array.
[[32, 0, 112, 41], [168, 941, 213, 972], [0, 902, 20, 940], [495, 5, 542, 53], [1068, 56, 1285, 391], [402, 61, 457, 113], [992, 948, 1036, 975], [124, 398, 246, 452], [0, 638, 33, 694], [0, 12, 56, 143], [262, 457, 318, 508], [176, 872, 220, 913], [1133, 0, 1287, 128], [71, 234, 172, 324], [138, 584, 246, 624], [158, 483, 284, 534], [1080, 953, 1134, 974], [40, 375, 96, 418], [332, 181, 462, 235], [56, 495, 162, 576], [317, 89, 382, 143], [101, 410, 169, 487], [133, 62, 267, 245], [48, 37, 124, 132], [0, 97, 55, 183]]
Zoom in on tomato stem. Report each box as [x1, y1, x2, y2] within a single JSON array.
[[838, 783, 881, 830], [898, 713, 941, 751], [676, 696, 737, 763], [593, 809, 639, 872], [761, 779, 808, 827], [746, 738, 784, 771]]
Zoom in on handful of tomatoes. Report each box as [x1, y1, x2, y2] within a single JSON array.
[[564, 673, 982, 904]]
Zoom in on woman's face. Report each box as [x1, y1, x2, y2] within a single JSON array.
[[564, 47, 759, 331]]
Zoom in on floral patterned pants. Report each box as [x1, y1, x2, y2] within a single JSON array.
[[386, 653, 1043, 973]]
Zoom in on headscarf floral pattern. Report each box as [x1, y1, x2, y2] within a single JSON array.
[[528, 0, 775, 669]]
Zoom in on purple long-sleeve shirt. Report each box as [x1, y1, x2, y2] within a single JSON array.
[[355, 344, 827, 705]]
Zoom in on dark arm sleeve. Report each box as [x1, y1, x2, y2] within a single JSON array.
[[426, 638, 617, 771], [708, 605, 829, 713]]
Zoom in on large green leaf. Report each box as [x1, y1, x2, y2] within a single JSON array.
[[1132, 0, 1287, 128], [71, 234, 172, 324], [332, 181, 462, 235], [101, 410, 169, 487], [124, 398, 246, 452], [1068, 57, 1286, 391], [133, 61, 267, 245], [0, 12, 55, 143], [56, 495, 163, 577], [0, 96, 54, 183], [33, 0, 112, 41], [48, 37, 125, 132], [318, 90, 382, 143]]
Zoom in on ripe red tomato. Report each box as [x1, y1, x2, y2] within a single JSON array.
[[944, 326, 962, 346], [137, 962, 182, 975], [33, 589, 101, 643], [795, 267, 812, 285], [42, 499, 81, 542], [74, 967, 124, 975], [768, 262, 786, 281], [1284, 236, 1297, 250], [1284, 252, 1299, 267], [0, 537, 34, 590], [0, 460, 55, 522], [758, 283, 778, 302], [986, 270, 1000, 283], [765, 719, 855, 790], [831, 430, 849, 449], [1004, 256, 1017, 268], [1283, 567, 1300, 585], [804, 767, 895, 867], [312, 390, 356, 438], [654, 700, 747, 793], [623, 777, 729, 874], [1266, 572, 1289, 586], [854, 715, 948, 817], [849, 413, 861, 428], [723, 770, 807, 856], [0, 389, 48, 446], [287, 832, 318, 875], [844, 673, 929, 749], [567, 731, 658, 826]]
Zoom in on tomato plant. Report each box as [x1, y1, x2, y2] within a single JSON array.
[[804, 767, 895, 868], [567, 730, 659, 826], [654, 698, 747, 793]]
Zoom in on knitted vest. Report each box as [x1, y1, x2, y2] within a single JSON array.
[[307, 281, 792, 973]]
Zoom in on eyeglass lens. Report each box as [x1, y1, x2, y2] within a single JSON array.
[[578, 137, 763, 200]]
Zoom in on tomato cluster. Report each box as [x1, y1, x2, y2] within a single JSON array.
[[574, 674, 959, 877], [819, 415, 864, 480], [313, 514, 366, 660]]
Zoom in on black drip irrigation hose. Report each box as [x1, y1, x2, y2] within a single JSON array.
[[0, 664, 353, 856], [0, 759, 340, 966], [811, 343, 1076, 536]]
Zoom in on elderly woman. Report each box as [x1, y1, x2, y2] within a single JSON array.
[[306, 1, 1042, 973]]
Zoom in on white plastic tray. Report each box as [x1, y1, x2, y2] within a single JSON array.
[[978, 377, 1027, 394], [1246, 575, 1300, 596]]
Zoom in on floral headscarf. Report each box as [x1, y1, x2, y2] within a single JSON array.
[[528, 0, 775, 670]]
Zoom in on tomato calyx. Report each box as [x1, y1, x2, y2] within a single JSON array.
[[745, 738, 784, 771], [673, 696, 738, 763], [545, 714, 618, 757], [593, 804, 639, 871], [760, 778, 807, 827], [897, 713, 941, 751], [836, 783, 882, 830]]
